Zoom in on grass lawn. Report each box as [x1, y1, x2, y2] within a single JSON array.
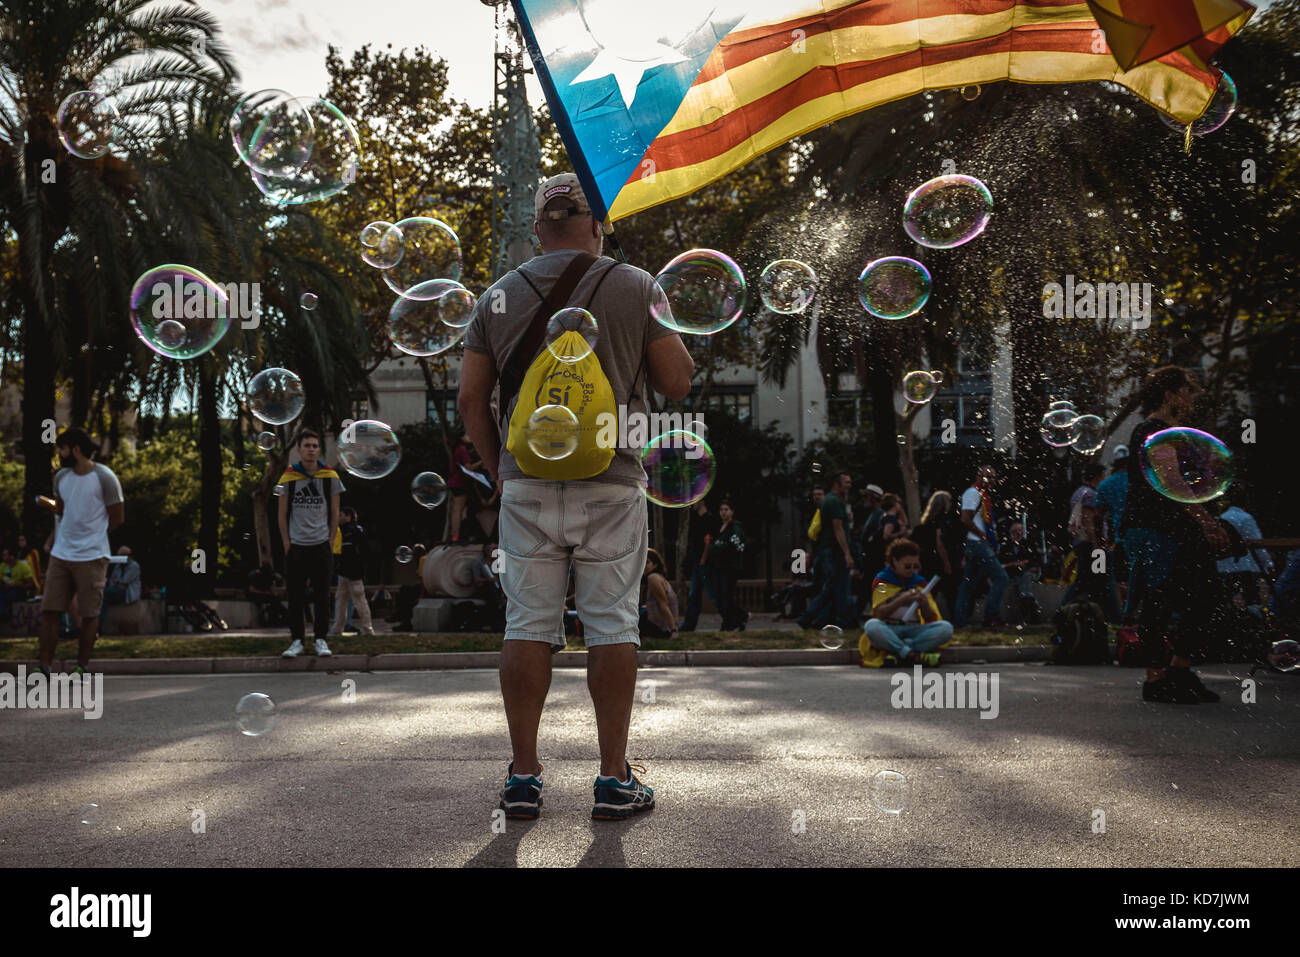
[[0, 624, 1057, 660]]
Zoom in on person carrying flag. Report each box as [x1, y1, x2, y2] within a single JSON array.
[[277, 428, 344, 658]]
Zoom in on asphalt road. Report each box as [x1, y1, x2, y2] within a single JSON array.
[[1, 662, 1296, 867]]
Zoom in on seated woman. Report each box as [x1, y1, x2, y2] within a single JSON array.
[[639, 549, 679, 640], [860, 538, 954, 668]]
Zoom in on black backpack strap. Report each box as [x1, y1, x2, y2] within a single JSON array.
[[499, 252, 597, 427]]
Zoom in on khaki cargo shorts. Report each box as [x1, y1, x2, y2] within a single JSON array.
[[40, 555, 109, 618]]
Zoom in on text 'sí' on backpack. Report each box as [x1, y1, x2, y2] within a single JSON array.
[[502, 253, 640, 481], [1051, 600, 1110, 664]]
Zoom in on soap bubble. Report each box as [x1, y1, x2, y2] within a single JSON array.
[[299, 291, 318, 311], [902, 370, 938, 404], [819, 625, 845, 650], [641, 431, 715, 507], [256, 431, 277, 451], [436, 286, 476, 328], [273, 484, 287, 497], [1040, 408, 1079, 448], [1140, 427, 1233, 504], [394, 545, 414, 564], [235, 693, 277, 737], [858, 257, 931, 319], [57, 90, 118, 159], [546, 308, 598, 363], [1070, 414, 1106, 454], [931, 370, 944, 384], [870, 769, 910, 814], [383, 218, 463, 297], [247, 368, 305, 426], [229, 89, 313, 178], [388, 279, 470, 356], [360, 221, 404, 269], [129, 265, 231, 360], [759, 259, 817, 314], [411, 472, 448, 509], [650, 249, 747, 335], [525, 405, 580, 461], [337, 419, 401, 479], [247, 97, 360, 206], [1048, 400, 1076, 413], [960, 85, 981, 101], [1268, 639, 1300, 673], [79, 803, 103, 826], [903, 174, 993, 248], [1161, 70, 1237, 136]]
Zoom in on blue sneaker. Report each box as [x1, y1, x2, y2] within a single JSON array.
[[592, 762, 655, 821], [498, 762, 544, 820]]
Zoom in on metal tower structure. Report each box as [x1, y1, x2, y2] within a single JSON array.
[[486, 0, 542, 278]]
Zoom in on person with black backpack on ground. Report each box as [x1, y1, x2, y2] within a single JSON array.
[[278, 428, 343, 658]]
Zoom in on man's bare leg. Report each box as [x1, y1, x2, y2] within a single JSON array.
[[499, 639, 553, 776], [77, 616, 98, 668], [587, 642, 638, 778], [38, 611, 61, 669]]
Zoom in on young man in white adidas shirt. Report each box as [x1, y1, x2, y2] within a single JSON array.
[[37, 428, 124, 677]]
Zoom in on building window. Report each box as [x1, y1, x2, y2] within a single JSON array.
[[351, 397, 370, 421], [828, 392, 863, 429], [427, 390, 457, 426], [686, 385, 753, 421]]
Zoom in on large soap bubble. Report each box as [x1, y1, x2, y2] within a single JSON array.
[[759, 259, 817, 314], [229, 89, 314, 178], [858, 257, 931, 319], [1161, 70, 1237, 137], [57, 90, 119, 159], [641, 431, 716, 507], [388, 279, 470, 356], [1140, 427, 1233, 504], [546, 308, 598, 364], [248, 97, 360, 206], [337, 419, 402, 479], [383, 218, 463, 297], [129, 265, 231, 360], [650, 250, 747, 335], [248, 368, 305, 426], [903, 174, 993, 249]]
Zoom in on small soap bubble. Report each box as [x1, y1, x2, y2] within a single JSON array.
[[819, 625, 845, 650], [247, 367, 305, 426], [411, 471, 449, 509], [1268, 639, 1300, 672], [156, 319, 187, 351], [960, 85, 981, 101], [337, 419, 402, 479], [1140, 427, 1234, 504], [525, 405, 580, 461], [871, 769, 910, 814], [930, 370, 944, 384], [1040, 408, 1080, 448], [79, 803, 102, 826], [903, 370, 938, 404], [57, 90, 118, 159], [299, 292, 318, 311], [235, 693, 277, 736], [546, 308, 598, 363], [388, 278, 470, 356], [903, 174, 993, 248], [759, 259, 817, 314], [383, 217, 463, 297], [394, 545, 414, 564], [858, 257, 931, 319], [1070, 414, 1106, 454], [256, 431, 277, 451], [1160, 70, 1237, 136], [650, 249, 747, 335], [360, 221, 404, 270], [642, 431, 716, 508]]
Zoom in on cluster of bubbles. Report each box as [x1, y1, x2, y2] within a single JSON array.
[[1038, 401, 1106, 454], [902, 370, 939, 404], [247, 368, 306, 426], [525, 405, 581, 461], [641, 431, 716, 508], [128, 265, 231, 360], [235, 692, 277, 737], [337, 420, 402, 480], [389, 278, 474, 357], [870, 769, 910, 814], [759, 259, 817, 314], [1160, 70, 1237, 137], [1139, 427, 1234, 503], [411, 472, 448, 509], [377, 218, 471, 358], [57, 90, 120, 159], [361, 221, 404, 269], [229, 90, 361, 205]]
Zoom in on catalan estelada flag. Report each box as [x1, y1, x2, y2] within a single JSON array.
[[511, 0, 1254, 223]]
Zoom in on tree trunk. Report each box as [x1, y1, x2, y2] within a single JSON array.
[[197, 362, 222, 597], [18, 237, 57, 545], [895, 400, 924, 524]]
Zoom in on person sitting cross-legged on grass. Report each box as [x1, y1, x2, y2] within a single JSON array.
[[860, 538, 953, 668]]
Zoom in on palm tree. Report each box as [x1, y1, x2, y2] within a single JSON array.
[[0, 0, 232, 541]]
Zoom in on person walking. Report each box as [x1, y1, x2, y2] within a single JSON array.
[[278, 428, 343, 658], [1095, 445, 1131, 613], [680, 498, 719, 632], [36, 428, 124, 678], [799, 471, 856, 630], [331, 506, 376, 637], [458, 172, 694, 821], [952, 464, 1009, 629]]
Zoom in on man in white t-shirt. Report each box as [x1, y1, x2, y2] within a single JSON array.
[[952, 464, 1009, 628], [37, 428, 124, 677]]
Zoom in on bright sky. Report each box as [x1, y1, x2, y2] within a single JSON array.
[[203, 0, 545, 109]]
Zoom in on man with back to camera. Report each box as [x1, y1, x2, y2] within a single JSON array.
[[952, 463, 1009, 629], [278, 428, 343, 658], [459, 172, 694, 821], [36, 428, 124, 678]]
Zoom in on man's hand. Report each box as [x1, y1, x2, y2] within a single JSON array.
[[283, 540, 291, 556], [843, 553, 854, 570]]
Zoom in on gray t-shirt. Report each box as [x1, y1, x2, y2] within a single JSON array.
[[286, 467, 345, 546], [463, 249, 681, 487]]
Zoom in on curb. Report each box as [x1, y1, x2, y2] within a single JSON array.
[[0, 644, 1054, 675]]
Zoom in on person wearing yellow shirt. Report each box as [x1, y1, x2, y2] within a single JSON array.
[[860, 538, 953, 668]]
